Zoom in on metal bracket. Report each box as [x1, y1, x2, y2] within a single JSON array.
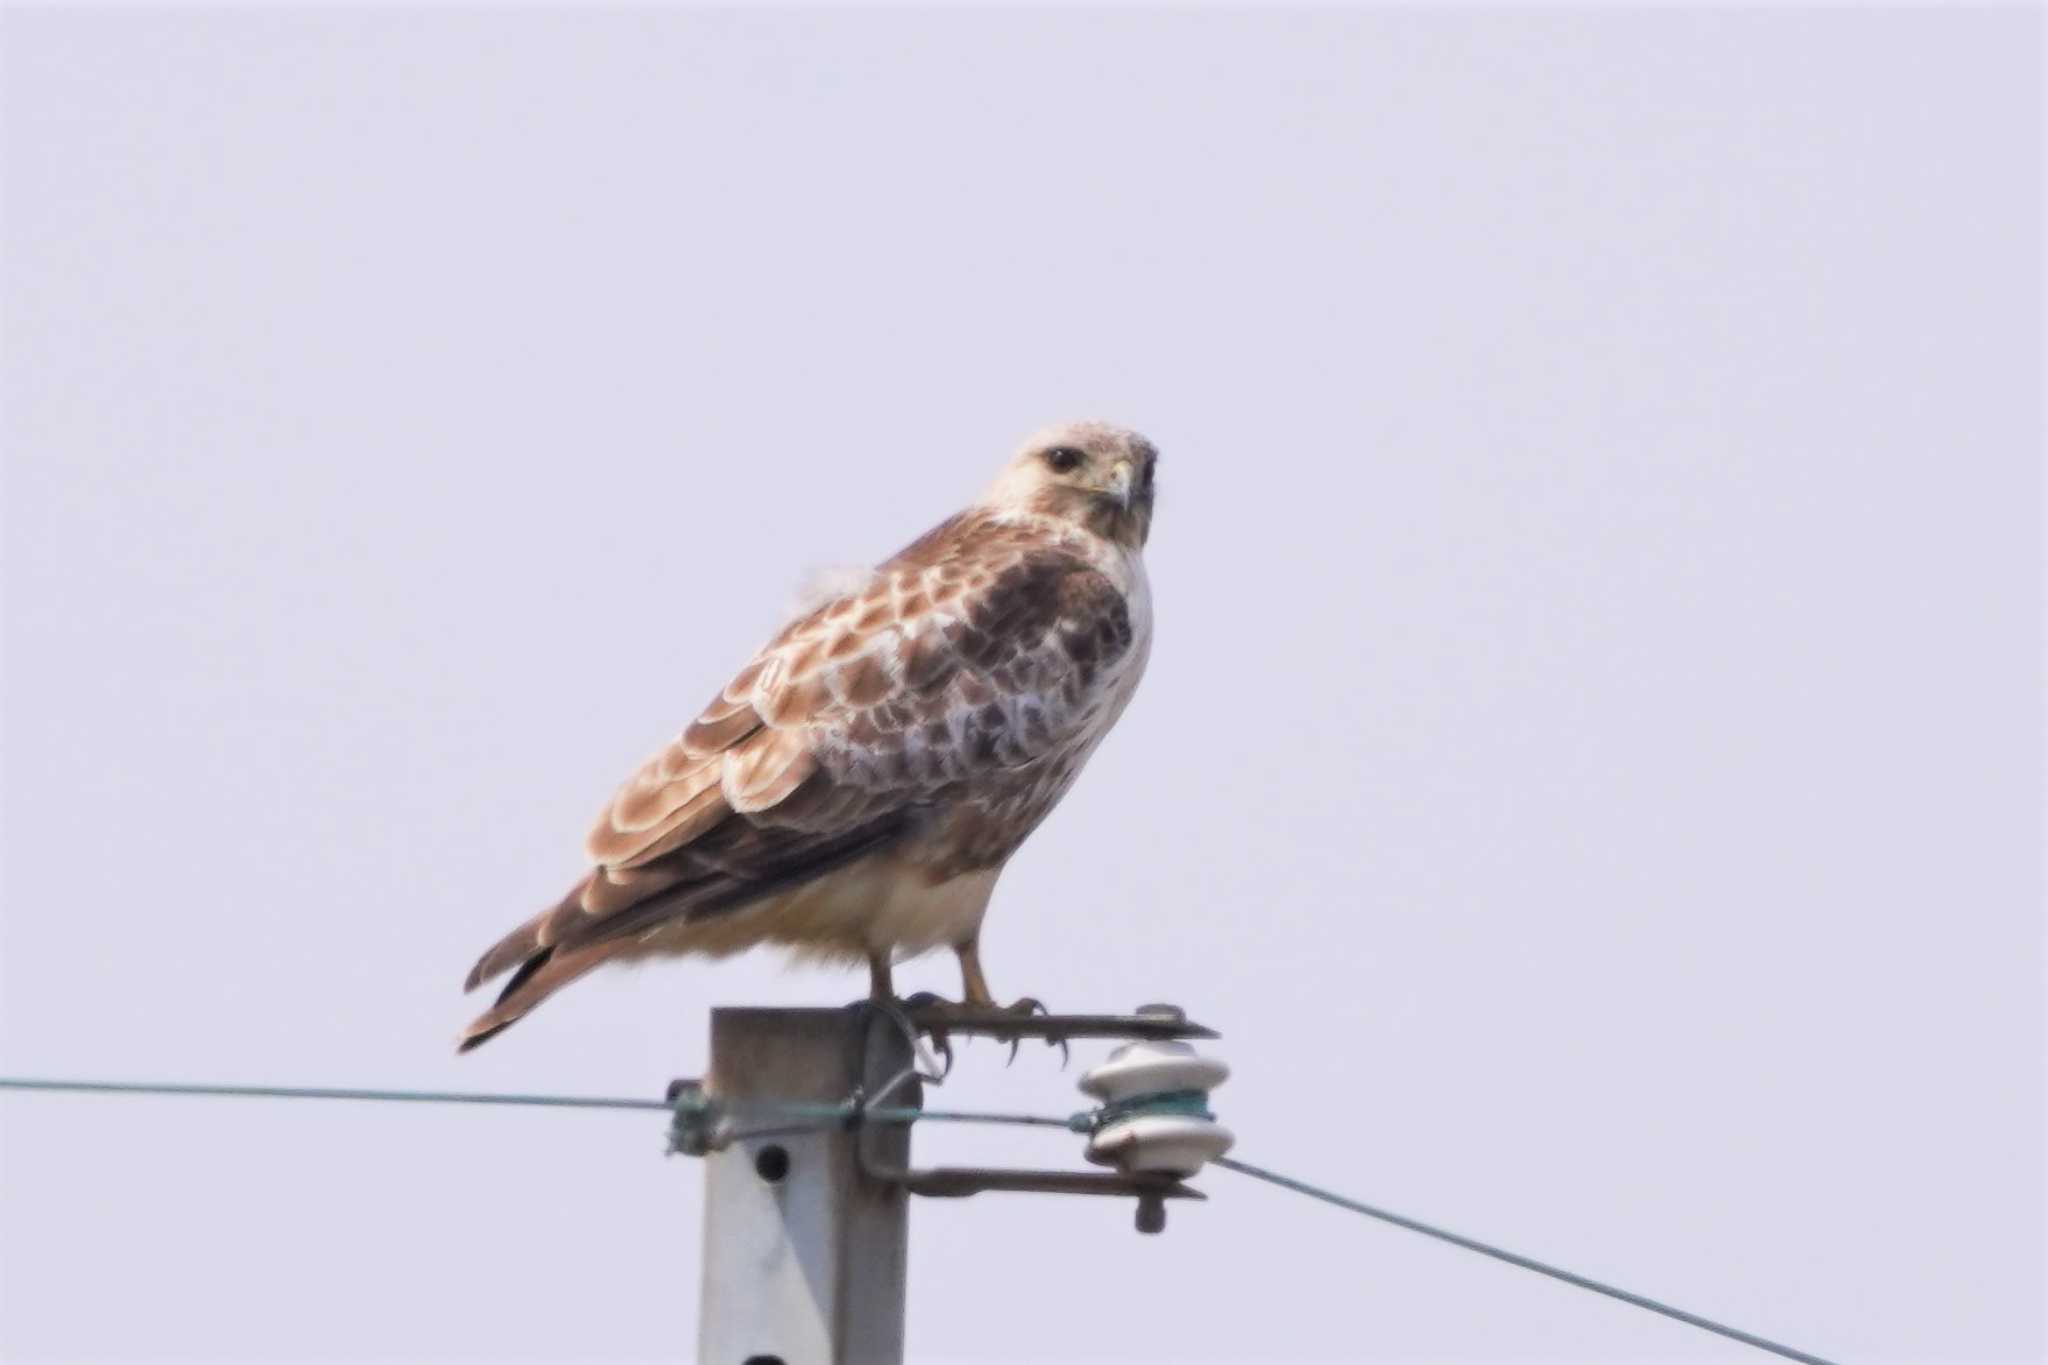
[[857, 1002, 1215, 1234], [852, 1140, 1201, 1234], [668, 1003, 1220, 1233], [901, 1004, 1218, 1043]]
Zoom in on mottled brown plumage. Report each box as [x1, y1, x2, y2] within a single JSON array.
[[460, 421, 1158, 1050]]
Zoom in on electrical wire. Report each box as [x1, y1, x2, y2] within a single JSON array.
[[2, 1076, 1844, 1363], [0, 1076, 1071, 1130], [0, 1076, 671, 1111], [1212, 1155, 1839, 1365]]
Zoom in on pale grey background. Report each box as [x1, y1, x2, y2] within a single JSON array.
[[2, 5, 2040, 1362]]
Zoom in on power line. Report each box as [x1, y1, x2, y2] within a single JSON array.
[[1213, 1155, 1839, 1365], [0, 1076, 1066, 1131], [0, 1076, 670, 1111], [2, 1076, 1843, 1363]]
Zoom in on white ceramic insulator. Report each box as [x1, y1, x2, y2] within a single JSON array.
[[1087, 1115, 1236, 1177], [1079, 1039, 1235, 1177], [1078, 1040, 1229, 1107]]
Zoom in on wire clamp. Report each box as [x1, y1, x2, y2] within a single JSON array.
[[664, 1078, 720, 1156]]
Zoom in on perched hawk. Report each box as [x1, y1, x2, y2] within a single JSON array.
[[459, 422, 1159, 1050]]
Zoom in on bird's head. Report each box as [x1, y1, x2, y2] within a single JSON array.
[[981, 420, 1159, 550]]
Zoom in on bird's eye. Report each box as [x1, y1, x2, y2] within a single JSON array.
[[1042, 446, 1084, 473]]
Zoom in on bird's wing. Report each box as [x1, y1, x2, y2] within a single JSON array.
[[461, 514, 1136, 1020]]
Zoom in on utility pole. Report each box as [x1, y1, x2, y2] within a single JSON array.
[[682, 1004, 1224, 1365], [695, 1008, 915, 1365]]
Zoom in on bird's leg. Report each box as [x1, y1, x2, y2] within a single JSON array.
[[956, 937, 997, 1009], [868, 952, 895, 1003], [957, 937, 1053, 1025]]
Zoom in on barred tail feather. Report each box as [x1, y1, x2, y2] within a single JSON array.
[[457, 941, 621, 1052]]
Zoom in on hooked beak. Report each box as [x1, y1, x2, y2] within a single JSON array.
[[1105, 460, 1136, 511]]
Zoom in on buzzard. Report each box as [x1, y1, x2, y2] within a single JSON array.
[[459, 422, 1159, 1050]]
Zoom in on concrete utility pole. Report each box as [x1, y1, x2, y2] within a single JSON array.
[[696, 1008, 915, 1365], [684, 1004, 1224, 1365]]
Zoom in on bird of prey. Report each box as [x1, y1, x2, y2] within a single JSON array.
[[459, 421, 1159, 1051]]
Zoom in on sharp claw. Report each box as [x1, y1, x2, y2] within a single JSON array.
[[893, 992, 1066, 1074]]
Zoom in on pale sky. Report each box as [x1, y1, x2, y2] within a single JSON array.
[[2, 6, 2041, 1363]]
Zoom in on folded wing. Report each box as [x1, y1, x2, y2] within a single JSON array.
[[458, 515, 1135, 1048]]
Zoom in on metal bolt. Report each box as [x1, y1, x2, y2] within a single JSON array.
[[1133, 1003, 1185, 1024], [1135, 1191, 1167, 1235]]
